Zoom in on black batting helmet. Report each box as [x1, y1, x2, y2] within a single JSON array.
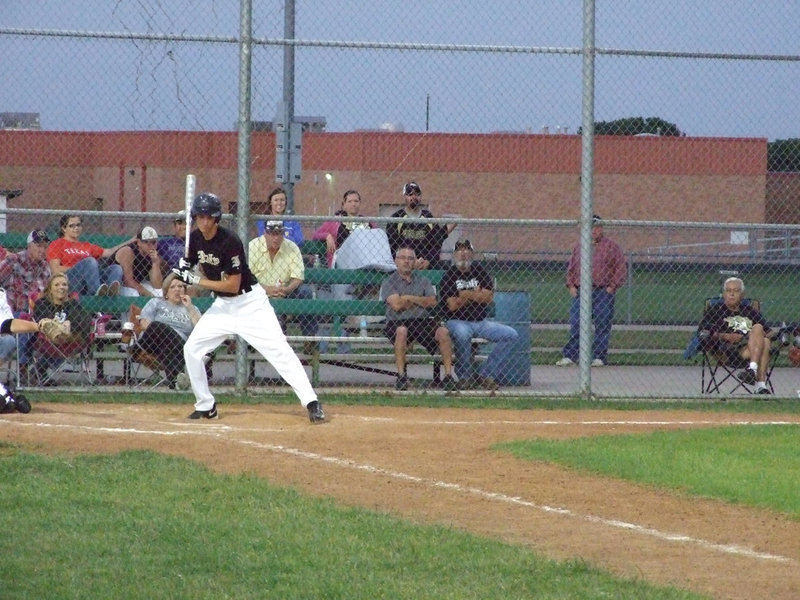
[[191, 193, 223, 221]]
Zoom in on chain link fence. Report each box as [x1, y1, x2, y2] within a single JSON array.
[[2, 1, 799, 397]]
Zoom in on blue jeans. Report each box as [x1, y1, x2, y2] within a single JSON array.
[[0, 334, 16, 362], [12, 310, 32, 365], [562, 288, 615, 363], [66, 257, 123, 295], [446, 319, 519, 381]]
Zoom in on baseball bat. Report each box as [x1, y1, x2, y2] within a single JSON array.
[[184, 174, 195, 258]]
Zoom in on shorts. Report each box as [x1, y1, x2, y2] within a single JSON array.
[[385, 318, 442, 355], [705, 333, 749, 365]]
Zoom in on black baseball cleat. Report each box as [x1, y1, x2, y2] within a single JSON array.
[[307, 400, 326, 423], [1, 392, 30, 414], [13, 393, 31, 414], [188, 402, 218, 420]]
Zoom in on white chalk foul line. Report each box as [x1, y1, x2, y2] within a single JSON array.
[[234, 439, 795, 565], [2, 418, 795, 565], [356, 417, 800, 426]]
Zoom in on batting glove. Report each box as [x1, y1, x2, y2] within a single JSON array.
[[178, 257, 192, 270], [172, 268, 200, 286]]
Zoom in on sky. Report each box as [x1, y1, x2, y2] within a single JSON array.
[[2, 1, 799, 140]]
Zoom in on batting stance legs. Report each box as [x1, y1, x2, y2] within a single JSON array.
[[184, 286, 317, 411]]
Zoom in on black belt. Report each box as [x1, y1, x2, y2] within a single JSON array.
[[239, 285, 252, 295]]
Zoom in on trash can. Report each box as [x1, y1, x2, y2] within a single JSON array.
[[492, 291, 532, 386]]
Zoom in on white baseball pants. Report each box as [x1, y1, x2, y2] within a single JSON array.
[[183, 285, 317, 411]]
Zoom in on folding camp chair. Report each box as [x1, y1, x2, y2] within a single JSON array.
[[124, 304, 169, 389], [28, 314, 111, 387], [694, 297, 784, 395]]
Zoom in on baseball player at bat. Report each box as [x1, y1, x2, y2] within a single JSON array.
[[172, 193, 325, 422]]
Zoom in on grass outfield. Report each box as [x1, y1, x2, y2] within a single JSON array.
[[4, 394, 798, 598], [496, 268, 799, 325], [0, 449, 707, 600], [497, 425, 800, 519]]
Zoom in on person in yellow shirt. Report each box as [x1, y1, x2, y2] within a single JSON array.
[[248, 220, 318, 342]]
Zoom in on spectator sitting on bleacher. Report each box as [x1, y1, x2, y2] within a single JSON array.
[[114, 226, 164, 297], [249, 220, 318, 349], [256, 187, 305, 246], [47, 214, 129, 296], [157, 211, 188, 272], [440, 239, 518, 391], [0, 229, 53, 380], [313, 189, 376, 268], [135, 273, 202, 390], [0, 229, 52, 313], [380, 245, 456, 392]]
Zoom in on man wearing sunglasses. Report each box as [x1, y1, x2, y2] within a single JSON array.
[[386, 181, 456, 270]]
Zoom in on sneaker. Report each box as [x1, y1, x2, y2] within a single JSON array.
[[395, 374, 409, 391], [555, 357, 575, 367], [188, 402, 218, 420], [174, 372, 190, 391], [736, 368, 757, 385], [307, 400, 326, 423], [107, 281, 121, 296], [458, 375, 479, 390], [0, 396, 15, 414], [441, 375, 458, 392], [94, 283, 109, 296], [477, 375, 499, 392], [591, 358, 605, 367], [756, 386, 772, 396]]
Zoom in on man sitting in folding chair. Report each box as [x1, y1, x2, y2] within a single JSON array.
[[698, 276, 773, 395]]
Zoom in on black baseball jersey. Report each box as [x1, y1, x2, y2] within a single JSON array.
[[386, 208, 449, 263], [187, 226, 257, 297], [699, 302, 771, 336], [439, 262, 493, 321]]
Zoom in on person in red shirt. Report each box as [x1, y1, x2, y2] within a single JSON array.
[[556, 214, 627, 367], [46, 214, 131, 296]]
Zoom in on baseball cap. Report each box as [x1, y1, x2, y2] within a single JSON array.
[[592, 214, 603, 225], [27, 229, 50, 245], [174, 210, 186, 222], [403, 182, 422, 195], [138, 226, 159, 241], [264, 220, 285, 233], [454, 239, 474, 251]]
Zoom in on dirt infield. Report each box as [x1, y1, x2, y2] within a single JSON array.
[[2, 402, 800, 600]]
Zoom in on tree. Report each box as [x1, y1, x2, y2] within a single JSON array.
[[578, 116, 683, 136], [768, 139, 800, 172]]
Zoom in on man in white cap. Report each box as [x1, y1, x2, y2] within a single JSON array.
[[114, 226, 164, 297]]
